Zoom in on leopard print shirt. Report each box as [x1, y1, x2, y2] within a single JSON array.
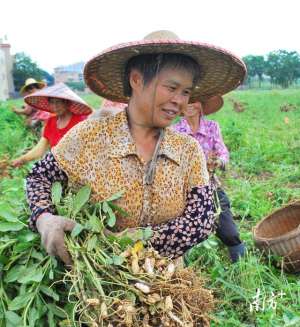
[[26, 153, 216, 258], [50, 110, 209, 230]]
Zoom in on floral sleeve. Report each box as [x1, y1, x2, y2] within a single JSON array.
[[150, 185, 216, 258], [26, 152, 68, 231]]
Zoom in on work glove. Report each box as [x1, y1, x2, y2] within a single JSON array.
[[36, 213, 76, 266]]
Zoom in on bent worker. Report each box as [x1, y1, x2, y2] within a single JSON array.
[[173, 97, 245, 262], [12, 78, 50, 128], [12, 83, 92, 167], [25, 30, 246, 265]]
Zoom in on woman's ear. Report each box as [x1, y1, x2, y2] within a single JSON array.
[[129, 69, 143, 93]]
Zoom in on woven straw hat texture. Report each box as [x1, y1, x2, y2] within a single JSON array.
[[84, 31, 246, 103], [20, 78, 46, 94], [24, 83, 92, 115]]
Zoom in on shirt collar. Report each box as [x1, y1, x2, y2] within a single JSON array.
[[159, 128, 181, 165], [108, 110, 137, 158], [108, 111, 180, 165], [177, 117, 208, 136]]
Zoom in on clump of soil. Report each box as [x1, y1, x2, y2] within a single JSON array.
[[280, 103, 297, 112], [228, 98, 248, 113]]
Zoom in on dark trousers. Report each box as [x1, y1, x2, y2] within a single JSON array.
[[215, 188, 242, 247]]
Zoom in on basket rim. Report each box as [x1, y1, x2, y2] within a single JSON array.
[[253, 200, 300, 243]]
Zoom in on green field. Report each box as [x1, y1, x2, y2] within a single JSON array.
[[0, 90, 300, 326]]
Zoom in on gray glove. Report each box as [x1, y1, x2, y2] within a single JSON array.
[[36, 213, 76, 266]]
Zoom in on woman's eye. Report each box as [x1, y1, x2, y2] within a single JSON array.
[[183, 90, 191, 96], [167, 86, 176, 91]]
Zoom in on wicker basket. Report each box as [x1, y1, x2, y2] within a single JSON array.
[[283, 247, 300, 273], [253, 201, 300, 258]]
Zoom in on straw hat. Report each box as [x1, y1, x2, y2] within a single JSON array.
[[20, 78, 46, 94], [201, 95, 224, 115], [84, 30, 246, 103], [24, 83, 92, 115], [101, 99, 127, 110]]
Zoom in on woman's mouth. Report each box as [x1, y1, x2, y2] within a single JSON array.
[[162, 108, 178, 119]]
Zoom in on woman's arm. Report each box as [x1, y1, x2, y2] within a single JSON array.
[[12, 137, 50, 167], [150, 185, 216, 259], [26, 152, 69, 230], [12, 105, 33, 116], [213, 122, 229, 166]]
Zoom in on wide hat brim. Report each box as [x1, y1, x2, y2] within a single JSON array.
[[84, 39, 247, 103], [202, 95, 224, 115], [20, 79, 46, 94], [24, 83, 92, 115]]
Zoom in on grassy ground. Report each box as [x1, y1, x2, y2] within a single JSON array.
[[187, 89, 300, 326], [0, 90, 300, 326]]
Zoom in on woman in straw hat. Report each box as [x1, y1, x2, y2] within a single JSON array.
[[88, 99, 126, 119], [173, 97, 245, 262], [12, 83, 92, 167], [25, 30, 246, 265], [12, 78, 51, 128]]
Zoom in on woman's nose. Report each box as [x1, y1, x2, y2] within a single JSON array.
[[171, 92, 186, 106]]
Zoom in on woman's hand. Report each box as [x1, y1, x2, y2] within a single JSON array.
[[11, 157, 26, 168], [36, 213, 76, 266], [207, 156, 222, 172]]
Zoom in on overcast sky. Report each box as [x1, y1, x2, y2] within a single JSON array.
[[1, 0, 299, 73]]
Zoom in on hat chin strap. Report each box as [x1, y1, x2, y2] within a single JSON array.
[[150, 54, 163, 128]]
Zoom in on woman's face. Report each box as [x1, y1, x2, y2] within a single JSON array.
[[49, 98, 69, 116], [25, 85, 39, 95], [182, 102, 202, 119], [133, 67, 194, 128]]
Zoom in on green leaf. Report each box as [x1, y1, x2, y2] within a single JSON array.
[[14, 241, 34, 252], [112, 255, 124, 266], [5, 311, 22, 325], [72, 185, 91, 216], [48, 310, 55, 327], [18, 266, 44, 284], [87, 235, 98, 251], [117, 236, 134, 249], [105, 190, 124, 202], [4, 265, 25, 283], [0, 255, 8, 265], [87, 214, 102, 233], [51, 182, 63, 206], [36, 295, 48, 317], [0, 203, 19, 222], [49, 269, 54, 280], [103, 202, 116, 227], [0, 221, 24, 232], [47, 303, 67, 318], [142, 227, 153, 240], [28, 307, 40, 326], [8, 292, 33, 311], [40, 285, 59, 301], [71, 223, 84, 238], [109, 203, 129, 217], [16, 230, 38, 243], [31, 249, 44, 261]]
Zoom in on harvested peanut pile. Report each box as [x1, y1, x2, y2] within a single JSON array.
[[55, 184, 214, 327], [66, 244, 214, 327]]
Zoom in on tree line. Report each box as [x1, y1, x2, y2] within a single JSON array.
[[243, 50, 300, 88], [12, 53, 54, 92]]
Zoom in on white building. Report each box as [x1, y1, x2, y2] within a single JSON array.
[[54, 62, 84, 83], [0, 39, 14, 101]]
